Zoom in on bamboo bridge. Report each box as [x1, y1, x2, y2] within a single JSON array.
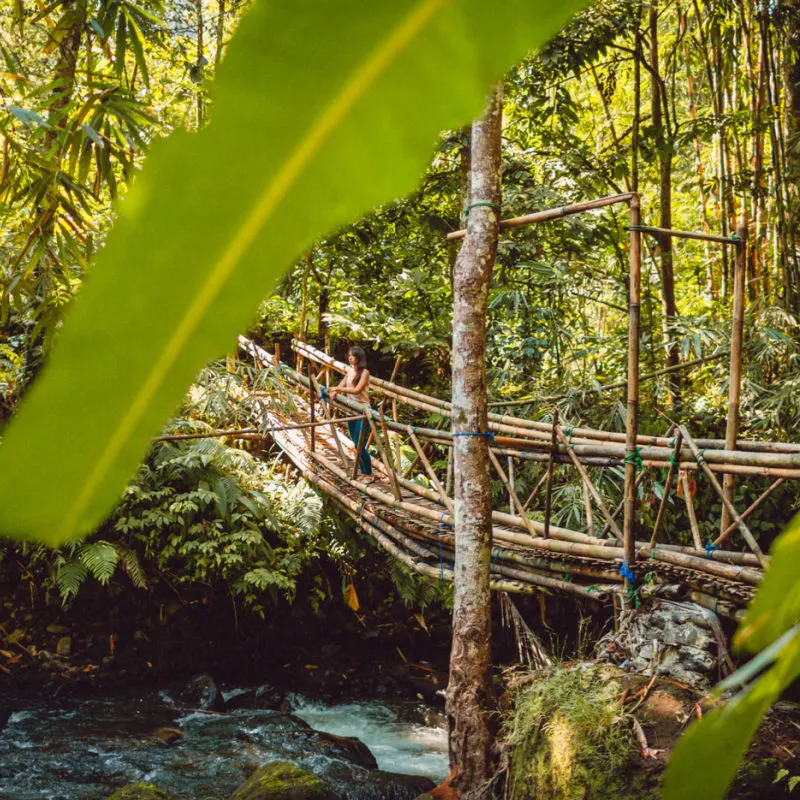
[[238, 335, 795, 623], [237, 193, 799, 622]]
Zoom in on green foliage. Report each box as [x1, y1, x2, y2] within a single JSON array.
[[504, 665, 642, 800], [386, 559, 452, 611], [663, 513, 800, 800], [0, 0, 587, 546]]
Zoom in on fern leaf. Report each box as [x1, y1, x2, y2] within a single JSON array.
[[79, 541, 120, 584]]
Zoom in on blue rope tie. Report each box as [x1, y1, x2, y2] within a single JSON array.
[[705, 542, 721, 559], [619, 560, 636, 583], [453, 431, 496, 442], [320, 386, 329, 401]]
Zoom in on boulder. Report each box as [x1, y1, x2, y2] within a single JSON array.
[[175, 673, 224, 711], [56, 636, 72, 658], [106, 783, 173, 800], [225, 685, 286, 712], [595, 600, 722, 689], [289, 729, 378, 769], [229, 761, 336, 800]]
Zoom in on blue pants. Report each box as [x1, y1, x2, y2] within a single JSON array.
[[347, 419, 373, 476]]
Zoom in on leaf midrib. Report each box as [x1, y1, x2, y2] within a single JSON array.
[[61, 0, 446, 537]]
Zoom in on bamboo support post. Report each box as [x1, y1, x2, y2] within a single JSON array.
[[649, 430, 683, 547], [721, 223, 747, 536], [624, 194, 642, 574], [544, 410, 558, 538], [632, 225, 743, 246], [555, 425, 625, 542], [715, 478, 785, 546], [368, 413, 402, 500], [351, 411, 370, 481], [393, 398, 401, 471], [679, 426, 768, 567], [311, 377, 351, 472], [408, 429, 453, 513], [681, 471, 703, 551], [508, 456, 515, 513], [487, 449, 539, 540]]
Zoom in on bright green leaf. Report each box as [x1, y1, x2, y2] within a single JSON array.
[[0, 0, 586, 545], [736, 511, 800, 653]]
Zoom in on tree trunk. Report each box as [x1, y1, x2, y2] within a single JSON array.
[[446, 82, 503, 800], [650, 6, 680, 406]]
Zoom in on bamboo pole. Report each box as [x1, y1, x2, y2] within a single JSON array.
[[408, 429, 453, 513], [721, 222, 747, 535], [624, 193, 642, 575], [649, 430, 683, 547], [715, 477, 784, 546], [523, 469, 549, 511], [556, 425, 625, 542], [508, 456, 515, 513], [445, 192, 635, 240], [487, 449, 539, 540], [311, 377, 351, 473], [368, 413, 402, 500], [680, 426, 768, 567], [544, 409, 558, 538], [681, 471, 704, 550], [633, 224, 742, 245]]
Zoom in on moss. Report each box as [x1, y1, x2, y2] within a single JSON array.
[[229, 761, 336, 800], [106, 784, 173, 800], [503, 665, 658, 800]]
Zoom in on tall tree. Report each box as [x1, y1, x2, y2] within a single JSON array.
[[446, 81, 503, 800]]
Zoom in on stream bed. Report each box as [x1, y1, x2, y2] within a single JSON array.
[[0, 687, 447, 799]]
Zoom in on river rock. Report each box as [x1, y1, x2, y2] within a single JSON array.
[[175, 673, 224, 710], [229, 761, 337, 800], [106, 783, 173, 800], [595, 599, 722, 689], [56, 636, 72, 657], [225, 685, 286, 712], [289, 728, 378, 769], [46, 624, 68, 634]]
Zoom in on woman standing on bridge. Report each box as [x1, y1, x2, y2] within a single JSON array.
[[329, 346, 375, 482]]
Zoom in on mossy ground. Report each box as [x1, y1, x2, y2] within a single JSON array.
[[106, 784, 173, 800], [503, 665, 660, 800], [229, 761, 336, 800]]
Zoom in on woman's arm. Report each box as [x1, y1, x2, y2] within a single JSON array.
[[330, 370, 369, 396]]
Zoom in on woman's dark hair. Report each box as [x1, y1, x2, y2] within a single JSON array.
[[349, 346, 367, 375]]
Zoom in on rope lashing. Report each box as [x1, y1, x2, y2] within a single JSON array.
[[668, 451, 679, 467], [705, 542, 721, 559], [624, 447, 644, 470], [563, 425, 576, 448], [619, 560, 636, 583], [627, 224, 648, 232], [668, 436, 676, 447], [696, 448, 708, 465], [462, 201, 502, 217], [453, 431, 496, 442], [320, 386, 329, 401]]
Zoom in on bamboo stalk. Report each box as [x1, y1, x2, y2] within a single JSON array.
[[649, 430, 683, 547], [488, 449, 539, 540], [681, 471, 704, 550], [715, 478, 784, 546], [446, 192, 635, 240], [633, 225, 741, 245], [624, 193, 642, 574], [312, 377, 351, 473], [544, 410, 558, 539], [307, 360, 316, 452], [680, 426, 768, 567], [556, 425, 625, 542], [368, 413, 401, 500], [523, 469, 549, 512], [408, 429, 453, 513], [582, 478, 595, 536], [722, 223, 747, 535]]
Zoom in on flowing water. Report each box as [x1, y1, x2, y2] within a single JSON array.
[[0, 689, 447, 800]]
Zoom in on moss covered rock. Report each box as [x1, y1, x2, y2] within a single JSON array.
[[106, 784, 173, 800], [229, 761, 336, 800]]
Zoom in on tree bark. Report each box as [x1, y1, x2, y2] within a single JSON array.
[[446, 82, 503, 800]]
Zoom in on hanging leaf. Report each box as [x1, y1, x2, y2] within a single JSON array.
[[344, 582, 360, 612], [0, 0, 587, 545]]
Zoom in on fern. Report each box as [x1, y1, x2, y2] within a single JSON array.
[[79, 541, 120, 585], [56, 559, 89, 605]]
